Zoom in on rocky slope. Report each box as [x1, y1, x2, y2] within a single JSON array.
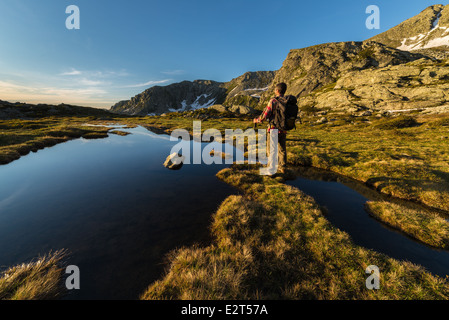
[[111, 71, 275, 116], [257, 41, 429, 109], [222, 71, 275, 108], [111, 80, 227, 115], [370, 4, 449, 52], [299, 56, 449, 115]]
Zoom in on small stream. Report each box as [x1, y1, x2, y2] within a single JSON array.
[[286, 167, 449, 279]]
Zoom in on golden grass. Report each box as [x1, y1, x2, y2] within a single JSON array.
[[0, 250, 67, 300], [366, 201, 449, 249]]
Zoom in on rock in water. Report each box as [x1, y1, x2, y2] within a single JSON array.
[[163, 153, 185, 170]]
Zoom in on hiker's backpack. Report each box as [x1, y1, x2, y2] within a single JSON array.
[[271, 95, 299, 131]]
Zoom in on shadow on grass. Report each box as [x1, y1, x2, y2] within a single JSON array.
[[432, 169, 449, 183]]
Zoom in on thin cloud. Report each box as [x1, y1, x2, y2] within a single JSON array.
[[42, 86, 107, 96], [161, 70, 185, 75], [78, 78, 108, 86], [91, 70, 130, 78], [60, 69, 82, 76], [0, 80, 108, 103], [59, 68, 129, 78], [123, 79, 171, 88]]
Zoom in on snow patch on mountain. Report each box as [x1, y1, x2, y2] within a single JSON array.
[[397, 24, 449, 51], [433, 12, 442, 29], [168, 94, 216, 112], [244, 86, 269, 91]]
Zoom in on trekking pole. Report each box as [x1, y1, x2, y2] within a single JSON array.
[[249, 120, 258, 171]]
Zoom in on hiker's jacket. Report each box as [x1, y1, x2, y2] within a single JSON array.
[[257, 96, 287, 134]]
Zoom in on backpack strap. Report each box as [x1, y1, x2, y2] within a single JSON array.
[[268, 97, 278, 126]]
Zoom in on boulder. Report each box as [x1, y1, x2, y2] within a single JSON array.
[[163, 153, 185, 170], [208, 104, 228, 113], [229, 105, 257, 115]]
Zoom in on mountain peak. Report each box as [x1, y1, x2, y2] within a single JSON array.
[[370, 4, 449, 52]]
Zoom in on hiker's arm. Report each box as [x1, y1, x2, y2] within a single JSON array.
[[253, 99, 273, 123]]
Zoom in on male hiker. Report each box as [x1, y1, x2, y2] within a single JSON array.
[[254, 82, 296, 175]]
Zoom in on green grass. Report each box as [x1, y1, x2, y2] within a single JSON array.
[[366, 201, 449, 249], [109, 130, 131, 136], [356, 47, 376, 61], [426, 115, 449, 127]]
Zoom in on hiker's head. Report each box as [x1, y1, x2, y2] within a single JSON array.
[[275, 83, 287, 96]]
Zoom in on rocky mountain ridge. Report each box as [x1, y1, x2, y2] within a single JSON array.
[[257, 41, 428, 108], [111, 71, 275, 116], [370, 4, 449, 52], [258, 39, 449, 116], [111, 80, 227, 115], [111, 4, 449, 117]]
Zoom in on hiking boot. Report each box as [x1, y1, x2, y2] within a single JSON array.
[[280, 168, 296, 180]]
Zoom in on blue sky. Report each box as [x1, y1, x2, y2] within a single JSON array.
[[0, 0, 447, 108]]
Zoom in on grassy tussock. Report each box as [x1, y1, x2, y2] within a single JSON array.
[[366, 201, 449, 249], [141, 167, 449, 300], [141, 242, 254, 300], [426, 115, 449, 127], [374, 116, 419, 129], [0, 250, 67, 300]]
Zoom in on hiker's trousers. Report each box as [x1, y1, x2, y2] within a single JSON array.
[[267, 130, 287, 172]]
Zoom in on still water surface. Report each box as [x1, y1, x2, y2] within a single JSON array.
[[0, 126, 237, 299], [2, 126, 448, 299]]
